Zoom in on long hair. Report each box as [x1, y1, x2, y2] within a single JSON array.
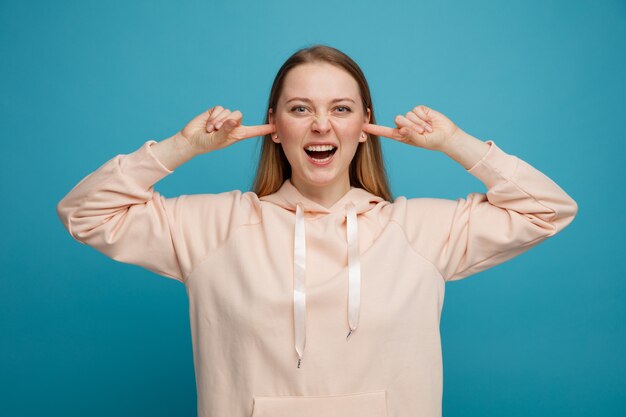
[[251, 44, 393, 202]]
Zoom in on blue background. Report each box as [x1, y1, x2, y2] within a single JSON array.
[[1, 0, 624, 415]]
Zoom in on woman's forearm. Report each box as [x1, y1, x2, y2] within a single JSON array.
[[440, 130, 491, 170], [150, 132, 200, 171]]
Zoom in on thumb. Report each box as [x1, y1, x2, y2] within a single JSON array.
[[220, 117, 241, 135], [221, 117, 240, 134]]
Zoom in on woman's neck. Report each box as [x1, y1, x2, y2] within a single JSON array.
[[290, 174, 352, 209]]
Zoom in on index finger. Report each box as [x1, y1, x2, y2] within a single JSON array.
[[362, 123, 403, 140], [239, 123, 276, 139]]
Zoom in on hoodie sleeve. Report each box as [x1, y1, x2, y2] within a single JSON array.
[[56, 140, 257, 284], [401, 140, 578, 282]]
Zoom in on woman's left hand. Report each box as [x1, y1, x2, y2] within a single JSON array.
[[362, 105, 461, 152]]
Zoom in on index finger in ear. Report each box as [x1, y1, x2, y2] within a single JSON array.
[[240, 123, 276, 139], [362, 123, 403, 140]]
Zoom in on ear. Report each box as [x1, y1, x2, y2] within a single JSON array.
[[268, 108, 280, 143], [359, 107, 371, 143]]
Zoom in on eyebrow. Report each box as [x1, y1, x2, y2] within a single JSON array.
[[285, 97, 356, 104]]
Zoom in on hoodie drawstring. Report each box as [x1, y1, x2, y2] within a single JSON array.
[[345, 202, 361, 340], [293, 202, 360, 368], [294, 203, 306, 368]]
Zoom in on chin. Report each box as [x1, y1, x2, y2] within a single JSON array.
[[303, 174, 337, 186], [305, 166, 351, 187]]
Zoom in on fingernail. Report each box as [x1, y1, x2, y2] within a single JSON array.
[[216, 121, 223, 129], [207, 124, 213, 132], [425, 124, 433, 132]]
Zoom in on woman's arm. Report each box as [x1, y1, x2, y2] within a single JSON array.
[[150, 131, 200, 171], [439, 130, 491, 170], [56, 139, 250, 283], [364, 105, 578, 282], [401, 139, 578, 282], [56, 107, 273, 283]]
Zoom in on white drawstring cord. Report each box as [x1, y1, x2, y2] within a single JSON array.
[[293, 202, 361, 368], [294, 203, 306, 368]]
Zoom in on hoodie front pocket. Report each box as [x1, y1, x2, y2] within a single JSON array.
[[251, 389, 388, 417]]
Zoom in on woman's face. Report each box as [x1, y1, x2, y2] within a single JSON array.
[[269, 62, 370, 189]]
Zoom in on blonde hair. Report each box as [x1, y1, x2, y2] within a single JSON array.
[[251, 44, 393, 202]]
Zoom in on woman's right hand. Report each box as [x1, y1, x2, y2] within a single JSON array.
[[180, 105, 276, 154]]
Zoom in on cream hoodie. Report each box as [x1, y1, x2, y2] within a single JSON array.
[[57, 139, 578, 417]]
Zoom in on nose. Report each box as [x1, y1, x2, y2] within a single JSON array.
[[311, 114, 331, 135]]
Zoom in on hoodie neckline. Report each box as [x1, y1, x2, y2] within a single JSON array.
[[259, 178, 384, 215]]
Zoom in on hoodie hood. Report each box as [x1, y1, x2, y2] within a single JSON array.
[[260, 178, 385, 368], [260, 178, 384, 215]]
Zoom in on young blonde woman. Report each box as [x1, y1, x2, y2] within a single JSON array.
[[57, 44, 578, 417]]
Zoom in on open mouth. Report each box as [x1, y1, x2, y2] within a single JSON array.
[[304, 145, 337, 163]]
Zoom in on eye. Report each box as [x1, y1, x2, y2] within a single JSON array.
[[291, 106, 308, 113], [335, 106, 352, 113]]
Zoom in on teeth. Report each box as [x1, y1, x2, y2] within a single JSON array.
[[310, 154, 333, 162], [305, 144, 336, 151]]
